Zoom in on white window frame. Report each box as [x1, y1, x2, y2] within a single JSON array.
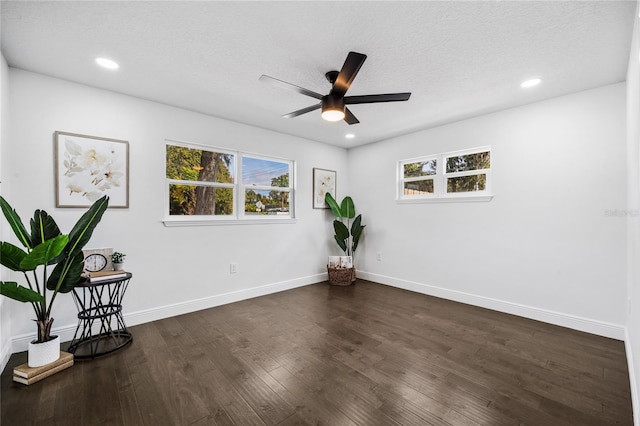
[[397, 146, 493, 203], [163, 140, 296, 226], [238, 153, 294, 221], [398, 155, 440, 199]]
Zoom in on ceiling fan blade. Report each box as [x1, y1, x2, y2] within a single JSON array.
[[282, 103, 321, 118], [345, 93, 412, 104], [330, 52, 367, 98], [259, 75, 324, 100], [344, 108, 360, 125]]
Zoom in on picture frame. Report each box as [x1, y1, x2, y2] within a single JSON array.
[[54, 131, 129, 208], [313, 168, 336, 209]]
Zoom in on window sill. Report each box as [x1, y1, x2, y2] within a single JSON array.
[[397, 194, 494, 204], [162, 218, 297, 227]]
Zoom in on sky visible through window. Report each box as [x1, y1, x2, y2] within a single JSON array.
[[242, 157, 289, 186]]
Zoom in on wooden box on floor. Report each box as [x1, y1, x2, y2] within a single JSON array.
[[12, 351, 73, 385]]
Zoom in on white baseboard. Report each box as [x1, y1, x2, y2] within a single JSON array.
[[357, 270, 626, 340], [625, 328, 640, 426], [9, 324, 84, 357], [0, 340, 12, 374], [5, 272, 328, 361], [124, 273, 326, 328]]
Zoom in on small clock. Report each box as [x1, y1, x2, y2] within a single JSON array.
[[83, 247, 114, 272], [84, 253, 108, 272]]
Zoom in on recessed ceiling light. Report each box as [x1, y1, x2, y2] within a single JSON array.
[[345, 134, 355, 139], [520, 78, 542, 88], [95, 57, 119, 70]]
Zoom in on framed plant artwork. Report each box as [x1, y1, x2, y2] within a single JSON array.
[[313, 168, 336, 209], [54, 131, 129, 208]]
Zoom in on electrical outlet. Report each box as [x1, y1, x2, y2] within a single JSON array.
[[376, 252, 382, 261], [230, 263, 237, 274]]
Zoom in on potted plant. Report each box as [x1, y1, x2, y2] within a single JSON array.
[[111, 252, 126, 270], [324, 193, 365, 285], [0, 196, 109, 366]]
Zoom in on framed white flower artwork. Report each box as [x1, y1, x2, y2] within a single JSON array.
[[54, 131, 129, 208], [313, 168, 336, 209]]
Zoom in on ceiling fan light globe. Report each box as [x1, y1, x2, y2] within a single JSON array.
[[321, 95, 345, 122], [322, 109, 345, 121]]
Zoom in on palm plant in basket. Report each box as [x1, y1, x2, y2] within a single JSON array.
[[0, 196, 109, 349], [325, 193, 365, 285], [325, 193, 365, 259]]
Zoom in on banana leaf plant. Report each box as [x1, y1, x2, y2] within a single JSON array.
[[0, 195, 109, 343], [325, 193, 365, 259]]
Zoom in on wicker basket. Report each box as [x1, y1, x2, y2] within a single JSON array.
[[327, 266, 356, 286]]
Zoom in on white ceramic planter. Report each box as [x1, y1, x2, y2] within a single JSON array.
[[113, 263, 124, 271], [28, 335, 60, 367]]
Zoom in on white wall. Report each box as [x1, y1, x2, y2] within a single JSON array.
[[349, 83, 627, 338], [0, 66, 630, 379], [626, 2, 640, 424], [0, 53, 11, 369], [2, 68, 347, 360]]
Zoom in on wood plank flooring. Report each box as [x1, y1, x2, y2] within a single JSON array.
[[1, 280, 633, 425]]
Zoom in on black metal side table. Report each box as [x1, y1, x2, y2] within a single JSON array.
[[68, 272, 133, 359]]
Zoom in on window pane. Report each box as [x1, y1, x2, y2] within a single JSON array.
[[243, 157, 290, 187], [404, 160, 437, 178], [245, 189, 289, 215], [166, 145, 234, 183], [169, 184, 233, 215], [446, 151, 490, 173], [446, 174, 486, 193], [403, 180, 434, 196]]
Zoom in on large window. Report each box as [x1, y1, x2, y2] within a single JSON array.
[[398, 146, 491, 201], [165, 141, 294, 223]]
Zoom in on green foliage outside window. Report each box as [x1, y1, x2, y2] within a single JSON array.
[[404, 159, 436, 178], [166, 145, 233, 216], [167, 145, 291, 216], [446, 151, 490, 193], [399, 148, 491, 199]]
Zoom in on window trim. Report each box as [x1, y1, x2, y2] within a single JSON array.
[[238, 153, 293, 221], [400, 154, 439, 199], [397, 146, 493, 203], [163, 139, 295, 225]]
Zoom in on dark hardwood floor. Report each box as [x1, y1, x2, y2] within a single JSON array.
[[1, 280, 633, 425]]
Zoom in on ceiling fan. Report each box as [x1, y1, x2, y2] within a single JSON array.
[[259, 51, 411, 125]]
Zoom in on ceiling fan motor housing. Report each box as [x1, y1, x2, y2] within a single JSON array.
[[322, 95, 345, 111]]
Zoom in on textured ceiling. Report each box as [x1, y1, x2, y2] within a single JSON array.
[[1, 1, 636, 148]]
